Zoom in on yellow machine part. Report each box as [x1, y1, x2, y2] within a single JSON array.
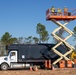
[[70, 51, 76, 60]]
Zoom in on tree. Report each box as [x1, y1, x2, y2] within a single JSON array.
[[73, 26, 76, 41], [1, 32, 17, 45], [33, 37, 39, 43], [25, 36, 33, 44], [41, 30, 49, 42], [75, 45, 76, 50], [16, 37, 24, 44], [0, 32, 17, 56], [0, 41, 5, 56], [36, 23, 49, 43], [53, 28, 65, 43]]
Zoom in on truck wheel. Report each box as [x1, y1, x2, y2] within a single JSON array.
[[1, 63, 9, 70]]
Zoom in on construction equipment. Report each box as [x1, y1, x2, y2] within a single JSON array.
[[0, 8, 76, 71], [0, 44, 68, 70], [59, 60, 65, 68], [70, 51, 76, 60], [46, 8, 76, 65]]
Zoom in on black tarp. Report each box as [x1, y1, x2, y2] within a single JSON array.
[[6, 44, 68, 62]]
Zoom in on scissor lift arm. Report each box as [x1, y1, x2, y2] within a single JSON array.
[[46, 8, 76, 65]]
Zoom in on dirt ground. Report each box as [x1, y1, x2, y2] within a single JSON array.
[[0, 68, 76, 75]]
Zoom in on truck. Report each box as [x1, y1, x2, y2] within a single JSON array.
[[0, 43, 68, 70]]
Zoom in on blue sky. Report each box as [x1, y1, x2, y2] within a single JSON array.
[[0, 0, 76, 46]]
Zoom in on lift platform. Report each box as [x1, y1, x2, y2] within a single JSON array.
[[46, 9, 76, 21], [46, 8, 76, 65]]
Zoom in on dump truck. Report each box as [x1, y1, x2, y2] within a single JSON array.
[[0, 43, 68, 70]]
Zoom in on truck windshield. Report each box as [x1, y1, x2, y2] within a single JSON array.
[[10, 52, 15, 56]]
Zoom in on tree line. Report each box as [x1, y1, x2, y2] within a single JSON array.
[[0, 23, 49, 45], [0, 23, 76, 56]]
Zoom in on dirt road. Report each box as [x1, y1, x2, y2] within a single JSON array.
[[0, 68, 76, 75]]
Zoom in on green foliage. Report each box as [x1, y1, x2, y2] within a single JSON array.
[[33, 37, 39, 43], [25, 36, 39, 44], [41, 30, 49, 42], [15, 36, 39, 44], [75, 45, 76, 50], [25, 36, 33, 44], [1, 32, 17, 45], [73, 26, 76, 41], [53, 28, 65, 43], [36, 23, 49, 43], [16, 37, 24, 44], [36, 23, 45, 34]]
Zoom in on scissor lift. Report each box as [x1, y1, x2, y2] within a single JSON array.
[[46, 8, 76, 65]]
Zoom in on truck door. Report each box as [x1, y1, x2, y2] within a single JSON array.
[[10, 51, 17, 62]]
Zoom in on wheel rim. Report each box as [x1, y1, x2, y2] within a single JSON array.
[[3, 65, 7, 70], [1, 64, 8, 70]]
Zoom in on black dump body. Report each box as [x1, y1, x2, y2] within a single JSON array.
[[6, 44, 68, 62]]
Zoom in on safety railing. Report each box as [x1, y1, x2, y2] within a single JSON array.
[[46, 8, 76, 17], [71, 9, 76, 16]]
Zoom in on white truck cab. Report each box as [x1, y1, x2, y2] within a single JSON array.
[[0, 51, 17, 70], [0, 51, 27, 70]]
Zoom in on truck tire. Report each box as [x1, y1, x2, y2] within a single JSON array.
[[1, 63, 9, 70]]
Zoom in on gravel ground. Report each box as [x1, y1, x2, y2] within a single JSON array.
[[0, 68, 76, 75]]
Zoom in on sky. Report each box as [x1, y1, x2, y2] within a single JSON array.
[[0, 0, 76, 46]]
